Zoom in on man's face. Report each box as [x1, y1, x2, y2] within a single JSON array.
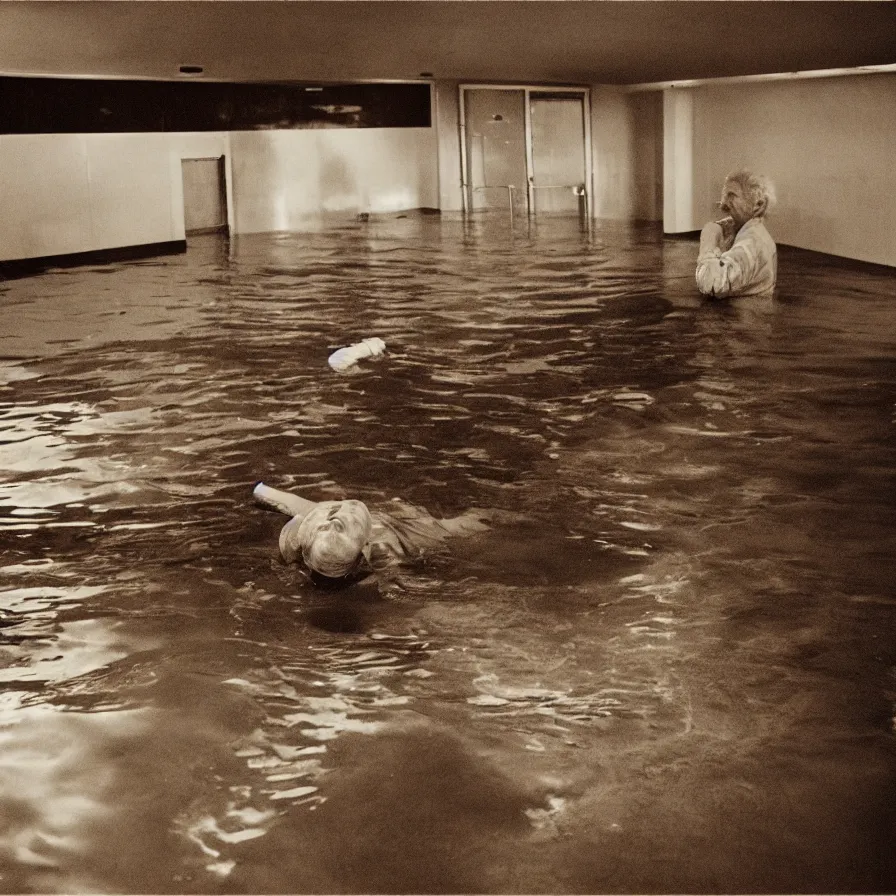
[[719, 179, 756, 229]]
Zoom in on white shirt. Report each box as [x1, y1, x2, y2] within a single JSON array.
[[696, 217, 777, 298]]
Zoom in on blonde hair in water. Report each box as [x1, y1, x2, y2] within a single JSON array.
[[296, 501, 372, 578]]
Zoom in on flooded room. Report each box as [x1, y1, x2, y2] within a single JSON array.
[[1, 2, 895, 893]]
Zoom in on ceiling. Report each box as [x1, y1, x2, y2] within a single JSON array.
[[0, 1, 894, 87]]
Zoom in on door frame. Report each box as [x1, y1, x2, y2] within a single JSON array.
[[458, 84, 593, 218], [180, 155, 230, 235], [173, 149, 234, 239]]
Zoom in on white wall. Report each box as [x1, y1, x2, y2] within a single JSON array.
[[0, 134, 93, 260], [0, 126, 437, 261], [662, 89, 696, 233], [0, 131, 231, 261], [590, 85, 662, 221], [691, 73, 896, 266], [229, 127, 438, 233], [630, 90, 663, 222], [434, 81, 464, 213]]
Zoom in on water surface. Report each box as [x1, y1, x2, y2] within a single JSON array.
[[1, 216, 894, 893]]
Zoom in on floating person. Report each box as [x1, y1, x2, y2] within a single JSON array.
[[695, 170, 777, 298], [253, 482, 497, 581]]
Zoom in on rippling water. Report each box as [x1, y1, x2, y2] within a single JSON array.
[[1, 216, 894, 894]]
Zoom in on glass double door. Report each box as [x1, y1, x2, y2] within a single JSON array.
[[461, 87, 590, 218]]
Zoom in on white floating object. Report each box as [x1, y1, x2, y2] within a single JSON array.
[[269, 785, 318, 801], [467, 694, 511, 707], [215, 828, 268, 844], [270, 744, 326, 760], [612, 391, 654, 404], [327, 337, 386, 372]]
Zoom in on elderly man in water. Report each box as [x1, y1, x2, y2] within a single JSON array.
[[253, 482, 493, 581], [696, 170, 777, 298]]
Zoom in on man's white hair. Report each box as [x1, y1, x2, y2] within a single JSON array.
[[301, 528, 363, 578], [726, 169, 776, 217], [296, 500, 372, 578]]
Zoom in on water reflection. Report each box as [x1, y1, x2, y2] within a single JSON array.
[[0, 221, 894, 893]]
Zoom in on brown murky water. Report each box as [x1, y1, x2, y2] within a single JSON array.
[[1, 216, 894, 894]]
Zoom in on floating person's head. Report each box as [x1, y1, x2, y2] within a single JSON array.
[[297, 500, 373, 578], [720, 170, 776, 227]]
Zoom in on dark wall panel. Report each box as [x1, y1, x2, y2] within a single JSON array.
[[0, 77, 431, 134]]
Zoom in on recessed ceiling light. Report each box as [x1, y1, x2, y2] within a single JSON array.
[[178, 65, 204, 77]]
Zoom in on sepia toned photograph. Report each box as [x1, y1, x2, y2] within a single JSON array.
[[0, 1, 894, 893]]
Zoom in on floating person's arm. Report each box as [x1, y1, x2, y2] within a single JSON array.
[[256, 489, 373, 573], [328, 337, 386, 372], [253, 482, 317, 519], [695, 221, 761, 298]]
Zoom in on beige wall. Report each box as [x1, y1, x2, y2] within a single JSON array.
[[0, 126, 437, 261], [434, 81, 464, 213], [662, 89, 696, 233], [691, 73, 896, 266], [590, 85, 662, 221], [229, 127, 438, 233], [0, 131, 229, 261], [0, 134, 93, 260], [630, 90, 663, 222]]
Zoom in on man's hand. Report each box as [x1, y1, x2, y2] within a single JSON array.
[[715, 216, 736, 247], [699, 220, 725, 252]]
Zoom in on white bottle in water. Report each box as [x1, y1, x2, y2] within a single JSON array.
[[327, 337, 386, 372]]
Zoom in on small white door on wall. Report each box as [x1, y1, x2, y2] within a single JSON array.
[[181, 157, 227, 235]]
